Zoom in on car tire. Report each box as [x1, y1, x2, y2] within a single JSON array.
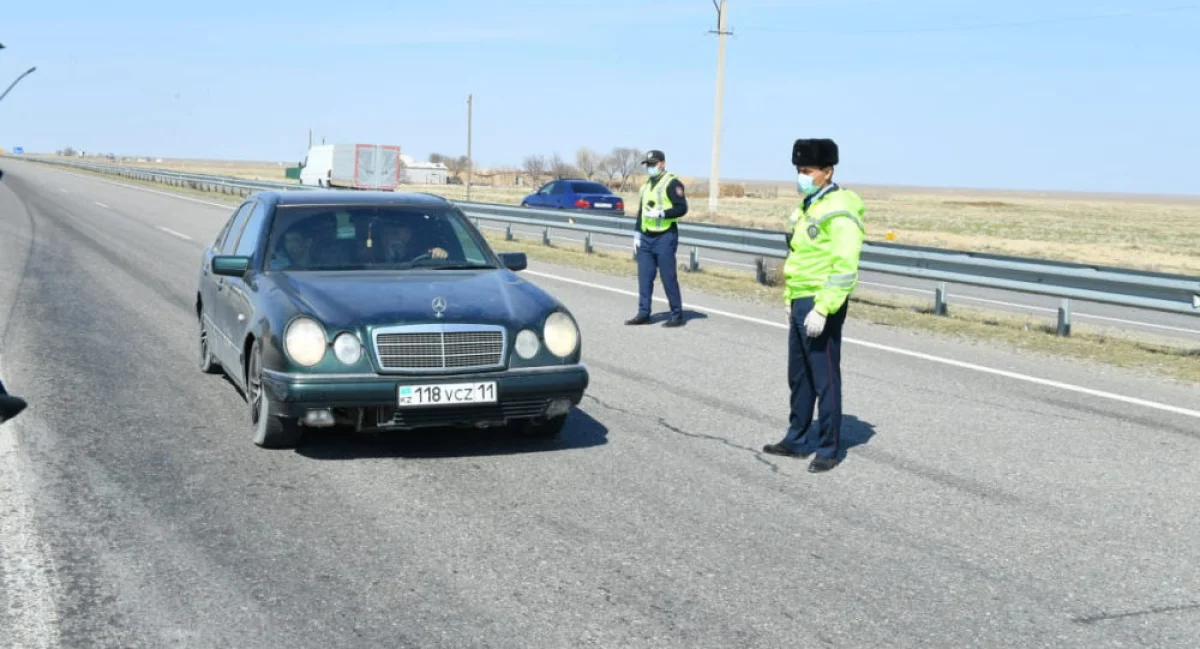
[[246, 339, 303, 449], [514, 413, 568, 439], [198, 309, 221, 375]]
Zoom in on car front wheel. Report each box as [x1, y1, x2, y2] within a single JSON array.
[[247, 339, 303, 449]]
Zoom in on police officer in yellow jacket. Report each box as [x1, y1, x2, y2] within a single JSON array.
[[763, 138, 865, 473], [625, 149, 688, 328]]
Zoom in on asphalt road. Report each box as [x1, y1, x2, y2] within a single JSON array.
[[481, 210, 1200, 344], [2, 159, 1200, 648]]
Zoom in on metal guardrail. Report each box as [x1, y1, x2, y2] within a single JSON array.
[[12, 155, 1200, 333]]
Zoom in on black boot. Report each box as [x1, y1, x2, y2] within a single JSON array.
[[807, 456, 840, 473]]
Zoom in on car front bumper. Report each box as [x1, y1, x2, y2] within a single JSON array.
[[259, 364, 589, 431]]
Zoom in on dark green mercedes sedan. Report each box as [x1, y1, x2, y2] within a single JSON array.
[[195, 190, 589, 448]]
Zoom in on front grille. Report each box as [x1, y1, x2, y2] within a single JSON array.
[[372, 324, 506, 372]]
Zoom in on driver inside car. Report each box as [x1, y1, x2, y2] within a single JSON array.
[[373, 219, 449, 264]]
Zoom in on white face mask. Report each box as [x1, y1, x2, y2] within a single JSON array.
[[797, 172, 819, 196], [646, 166, 661, 178]]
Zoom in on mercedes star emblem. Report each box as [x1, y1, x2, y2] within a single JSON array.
[[432, 296, 447, 318]]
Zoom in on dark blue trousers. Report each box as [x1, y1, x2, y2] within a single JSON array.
[[778, 296, 848, 460], [635, 228, 682, 318]]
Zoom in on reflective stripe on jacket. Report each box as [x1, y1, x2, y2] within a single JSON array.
[[782, 187, 866, 315]]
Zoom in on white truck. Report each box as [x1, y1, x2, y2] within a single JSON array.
[[298, 143, 402, 190]]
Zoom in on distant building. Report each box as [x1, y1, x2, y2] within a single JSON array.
[[400, 154, 448, 185]]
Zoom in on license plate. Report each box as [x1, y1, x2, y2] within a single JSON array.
[[397, 382, 497, 407], [594, 202, 612, 208]]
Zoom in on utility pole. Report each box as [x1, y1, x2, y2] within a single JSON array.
[[466, 93, 473, 201], [308, 128, 312, 149], [707, 0, 731, 217]]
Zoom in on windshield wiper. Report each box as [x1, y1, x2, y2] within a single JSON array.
[[422, 263, 497, 270]]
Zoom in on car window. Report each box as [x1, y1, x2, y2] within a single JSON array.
[[538, 182, 554, 194], [263, 204, 499, 272], [232, 201, 269, 257], [211, 218, 233, 254], [445, 216, 491, 265], [569, 181, 611, 194], [215, 203, 252, 252], [548, 182, 566, 195]]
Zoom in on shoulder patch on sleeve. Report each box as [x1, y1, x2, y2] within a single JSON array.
[[675, 183, 685, 197]]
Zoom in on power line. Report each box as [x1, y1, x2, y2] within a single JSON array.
[[732, 3, 1200, 35]]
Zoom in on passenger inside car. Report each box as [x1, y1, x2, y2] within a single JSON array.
[[268, 223, 317, 269]]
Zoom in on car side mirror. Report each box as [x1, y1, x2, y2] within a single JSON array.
[[212, 255, 251, 277], [498, 252, 527, 272]]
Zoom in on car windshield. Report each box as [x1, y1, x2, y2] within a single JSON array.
[[569, 181, 612, 194], [263, 204, 499, 272]]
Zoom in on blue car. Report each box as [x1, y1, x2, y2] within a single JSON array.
[[520, 179, 625, 212]]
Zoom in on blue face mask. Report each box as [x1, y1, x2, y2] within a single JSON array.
[[797, 173, 819, 196]]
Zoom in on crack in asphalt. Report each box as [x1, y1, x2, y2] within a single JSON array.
[[583, 394, 785, 474], [1073, 601, 1200, 625]]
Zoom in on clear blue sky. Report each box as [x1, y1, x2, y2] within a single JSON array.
[[2, 0, 1198, 195]]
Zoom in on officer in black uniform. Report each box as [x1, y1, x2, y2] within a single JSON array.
[[0, 378, 27, 424], [625, 149, 688, 328]]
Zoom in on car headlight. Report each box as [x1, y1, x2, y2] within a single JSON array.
[[332, 332, 362, 365], [514, 329, 540, 359], [543, 311, 579, 358], [284, 317, 327, 366]]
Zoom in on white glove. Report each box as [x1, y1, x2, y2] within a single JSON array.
[[633, 232, 642, 249], [804, 310, 826, 338], [644, 208, 663, 219]]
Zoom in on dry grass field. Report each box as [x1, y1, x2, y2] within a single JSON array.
[[102, 156, 1200, 276]]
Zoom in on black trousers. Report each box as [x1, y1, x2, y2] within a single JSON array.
[[635, 228, 682, 318], [778, 296, 848, 460]]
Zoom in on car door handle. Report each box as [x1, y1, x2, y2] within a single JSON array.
[[216, 279, 226, 291]]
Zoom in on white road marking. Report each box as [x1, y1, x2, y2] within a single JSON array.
[[50, 168, 232, 208], [0, 359, 63, 648], [861, 280, 1200, 335], [479, 223, 755, 268], [523, 269, 1200, 420], [93, 202, 108, 209], [57, 188, 68, 193], [157, 227, 193, 241]]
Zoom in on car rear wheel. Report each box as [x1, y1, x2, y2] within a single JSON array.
[[512, 413, 568, 439], [247, 339, 303, 449], [198, 308, 220, 375]]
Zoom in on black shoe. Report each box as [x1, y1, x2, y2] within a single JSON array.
[[663, 316, 685, 327], [762, 443, 811, 459], [625, 314, 650, 325], [808, 456, 840, 473]]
